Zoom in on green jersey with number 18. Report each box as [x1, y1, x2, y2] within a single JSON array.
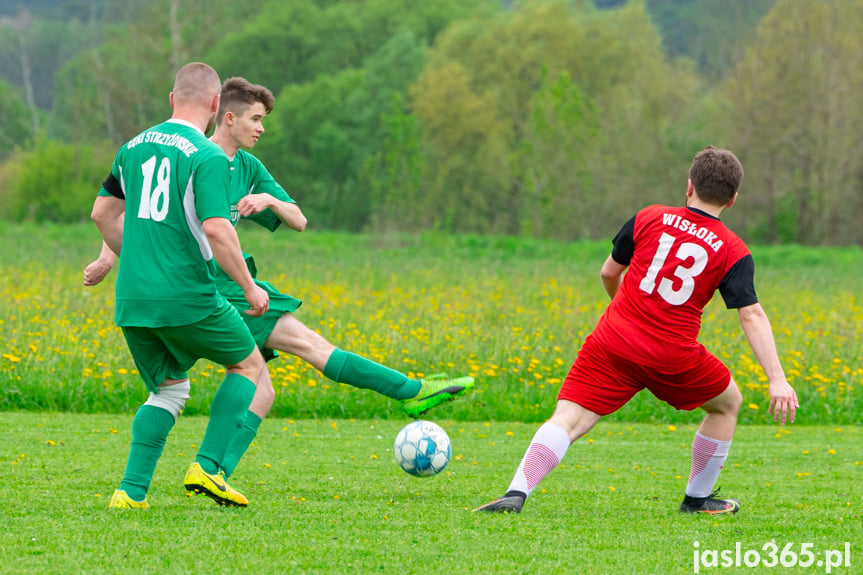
[[106, 118, 232, 328]]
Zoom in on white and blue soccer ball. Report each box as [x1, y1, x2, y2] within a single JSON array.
[[393, 420, 451, 477]]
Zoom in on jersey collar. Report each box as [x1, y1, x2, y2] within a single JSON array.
[[686, 206, 720, 221], [166, 118, 204, 135]]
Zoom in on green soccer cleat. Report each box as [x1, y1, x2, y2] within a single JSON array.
[[108, 489, 150, 510], [183, 462, 249, 507], [679, 489, 740, 515], [402, 373, 475, 417]]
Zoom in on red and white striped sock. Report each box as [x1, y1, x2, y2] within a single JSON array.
[[686, 432, 731, 498], [507, 422, 571, 498]]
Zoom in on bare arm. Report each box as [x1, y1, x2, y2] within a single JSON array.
[[600, 255, 627, 299], [237, 194, 307, 231], [737, 302, 798, 425], [91, 196, 125, 256], [202, 216, 269, 316], [83, 240, 118, 286]]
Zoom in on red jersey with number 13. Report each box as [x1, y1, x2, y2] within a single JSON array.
[[590, 205, 754, 372]]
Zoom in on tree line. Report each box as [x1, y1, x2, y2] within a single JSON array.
[[1, 0, 861, 246]]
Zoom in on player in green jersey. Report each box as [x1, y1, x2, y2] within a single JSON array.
[[86, 76, 474, 480], [90, 63, 269, 509]]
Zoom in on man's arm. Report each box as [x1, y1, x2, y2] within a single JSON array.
[[600, 255, 627, 299], [91, 195, 125, 255], [237, 194, 307, 231], [84, 240, 118, 286], [737, 302, 799, 425], [202, 216, 269, 316]]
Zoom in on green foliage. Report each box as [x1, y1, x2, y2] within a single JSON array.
[[255, 31, 428, 231], [646, 0, 776, 83], [206, 0, 323, 90], [0, 137, 114, 223], [412, 0, 700, 236], [0, 16, 96, 112], [725, 0, 863, 245], [206, 0, 486, 94], [45, 0, 263, 145], [0, 79, 34, 157], [361, 93, 425, 233], [255, 69, 366, 230], [516, 69, 601, 239], [3, 0, 863, 244], [210, 3, 477, 232]]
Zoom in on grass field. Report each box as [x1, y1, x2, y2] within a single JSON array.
[[1, 223, 861, 424], [1, 224, 861, 573], [1, 413, 860, 574]]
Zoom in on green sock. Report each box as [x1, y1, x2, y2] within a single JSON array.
[[195, 373, 256, 474], [119, 405, 176, 501], [221, 411, 263, 479], [323, 349, 421, 400]]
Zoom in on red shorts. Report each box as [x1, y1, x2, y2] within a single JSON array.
[[558, 335, 731, 415]]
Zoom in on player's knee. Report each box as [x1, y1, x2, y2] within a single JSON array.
[[243, 348, 266, 378], [144, 379, 191, 421], [727, 380, 743, 413], [257, 379, 276, 407]]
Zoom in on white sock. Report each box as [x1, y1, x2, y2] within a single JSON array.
[[686, 432, 731, 498], [507, 422, 571, 498]]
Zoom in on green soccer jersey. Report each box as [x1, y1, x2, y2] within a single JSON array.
[[105, 119, 232, 327], [226, 149, 296, 232], [215, 149, 296, 282]]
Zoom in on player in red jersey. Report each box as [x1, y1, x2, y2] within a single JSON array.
[[475, 146, 799, 515]]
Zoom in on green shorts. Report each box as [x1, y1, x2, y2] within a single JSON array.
[[121, 297, 257, 393], [216, 255, 302, 362]]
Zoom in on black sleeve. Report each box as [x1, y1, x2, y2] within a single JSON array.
[[718, 254, 758, 309], [102, 172, 124, 199], [610, 215, 637, 266]]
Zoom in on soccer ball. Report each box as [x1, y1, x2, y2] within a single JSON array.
[[393, 420, 451, 477]]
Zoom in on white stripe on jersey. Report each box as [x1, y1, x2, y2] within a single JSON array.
[[182, 174, 214, 261]]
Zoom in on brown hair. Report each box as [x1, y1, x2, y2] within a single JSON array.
[[217, 77, 275, 124], [689, 146, 744, 206]]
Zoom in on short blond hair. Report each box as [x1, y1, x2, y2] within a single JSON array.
[[172, 62, 221, 107]]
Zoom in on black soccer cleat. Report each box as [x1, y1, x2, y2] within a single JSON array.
[[679, 489, 740, 515], [473, 491, 526, 514]]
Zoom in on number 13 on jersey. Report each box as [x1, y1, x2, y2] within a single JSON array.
[[639, 232, 709, 306]]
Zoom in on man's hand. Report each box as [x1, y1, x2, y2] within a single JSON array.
[[83, 257, 114, 286], [767, 378, 798, 425], [237, 194, 273, 217], [243, 284, 269, 317]]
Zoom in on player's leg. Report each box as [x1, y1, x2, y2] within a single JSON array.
[[110, 327, 190, 509], [680, 378, 742, 514], [265, 312, 473, 414], [474, 399, 601, 513], [164, 301, 263, 506], [193, 347, 263, 475], [475, 340, 634, 514], [266, 312, 414, 396], [221, 367, 274, 478]]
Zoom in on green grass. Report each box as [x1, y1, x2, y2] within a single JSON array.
[[2, 225, 860, 573], [1, 412, 860, 574]]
